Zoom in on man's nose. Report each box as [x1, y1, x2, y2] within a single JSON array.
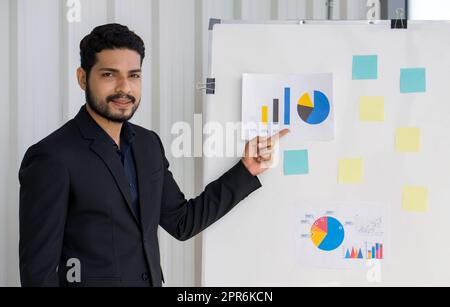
[[116, 76, 132, 94]]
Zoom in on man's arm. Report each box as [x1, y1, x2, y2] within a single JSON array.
[[155, 129, 289, 242], [155, 134, 261, 242], [18, 146, 70, 287]]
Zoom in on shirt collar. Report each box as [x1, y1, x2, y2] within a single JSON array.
[[120, 121, 136, 147], [83, 106, 136, 147]]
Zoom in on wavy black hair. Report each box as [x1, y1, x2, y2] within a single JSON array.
[[80, 23, 145, 78]]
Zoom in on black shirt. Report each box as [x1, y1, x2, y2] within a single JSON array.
[[112, 122, 140, 220], [86, 112, 140, 220]]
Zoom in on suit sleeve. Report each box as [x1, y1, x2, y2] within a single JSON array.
[[18, 145, 70, 287], [154, 132, 262, 242]]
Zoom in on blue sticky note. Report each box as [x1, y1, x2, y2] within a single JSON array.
[[284, 150, 309, 176], [353, 55, 378, 80], [400, 68, 426, 93]]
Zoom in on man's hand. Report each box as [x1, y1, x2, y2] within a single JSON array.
[[242, 129, 290, 177]]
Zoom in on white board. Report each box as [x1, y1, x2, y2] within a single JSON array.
[[202, 21, 450, 286]]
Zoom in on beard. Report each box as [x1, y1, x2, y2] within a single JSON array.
[[85, 82, 140, 123]]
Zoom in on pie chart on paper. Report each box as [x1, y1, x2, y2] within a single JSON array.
[[297, 91, 331, 125], [310, 216, 345, 252]]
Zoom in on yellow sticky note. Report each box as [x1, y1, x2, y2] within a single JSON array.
[[396, 128, 421, 152], [360, 96, 385, 121], [402, 186, 429, 212], [338, 158, 364, 184]]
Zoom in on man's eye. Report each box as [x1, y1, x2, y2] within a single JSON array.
[[131, 74, 141, 79], [102, 73, 113, 77]]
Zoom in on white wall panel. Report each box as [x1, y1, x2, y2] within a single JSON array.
[[347, 0, 367, 19], [277, 0, 309, 20], [156, 0, 197, 287], [0, 0, 10, 286], [240, 0, 273, 20]]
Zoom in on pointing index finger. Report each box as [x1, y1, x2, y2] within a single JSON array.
[[269, 129, 290, 143]]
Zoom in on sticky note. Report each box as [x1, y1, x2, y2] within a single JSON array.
[[284, 150, 309, 176], [360, 96, 385, 121], [338, 158, 364, 184], [396, 128, 421, 153], [353, 55, 378, 80], [400, 68, 426, 93], [402, 186, 429, 212]]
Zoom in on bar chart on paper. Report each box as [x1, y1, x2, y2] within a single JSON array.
[[367, 243, 384, 260], [260, 90, 331, 126], [298, 203, 388, 269], [242, 73, 334, 141]]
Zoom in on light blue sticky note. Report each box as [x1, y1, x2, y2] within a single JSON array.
[[284, 150, 309, 176], [353, 55, 378, 80], [400, 68, 426, 93]]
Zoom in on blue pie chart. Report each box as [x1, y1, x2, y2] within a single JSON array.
[[297, 91, 331, 125], [310, 216, 345, 252]]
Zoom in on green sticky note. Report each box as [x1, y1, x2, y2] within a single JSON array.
[[338, 158, 364, 184], [284, 150, 309, 176], [402, 186, 429, 212], [360, 96, 385, 121], [353, 55, 378, 80], [400, 68, 426, 93], [396, 128, 421, 153]]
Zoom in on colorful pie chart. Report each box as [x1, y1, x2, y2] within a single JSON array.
[[310, 216, 345, 251], [297, 91, 331, 125]]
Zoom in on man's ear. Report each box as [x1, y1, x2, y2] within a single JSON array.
[[77, 67, 87, 91]]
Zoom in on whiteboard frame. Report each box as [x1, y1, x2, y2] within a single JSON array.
[[201, 19, 450, 287]]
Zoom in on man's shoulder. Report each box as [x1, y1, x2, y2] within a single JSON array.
[[23, 120, 79, 160], [23, 121, 165, 163], [129, 123, 162, 146]]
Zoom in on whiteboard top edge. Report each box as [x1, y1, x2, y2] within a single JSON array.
[[217, 20, 450, 26]]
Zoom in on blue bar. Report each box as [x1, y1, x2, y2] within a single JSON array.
[[372, 247, 375, 259], [284, 88, 290, 125]]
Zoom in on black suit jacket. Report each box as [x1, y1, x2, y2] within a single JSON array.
[[18, 106, 262, 287]]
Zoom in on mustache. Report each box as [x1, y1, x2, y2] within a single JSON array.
[[107, 94, 136, 104]]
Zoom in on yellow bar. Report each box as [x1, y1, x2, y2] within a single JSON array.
[[261, 106, 268, 124]]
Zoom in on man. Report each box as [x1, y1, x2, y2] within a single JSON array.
[[18, 24, 289, 287]]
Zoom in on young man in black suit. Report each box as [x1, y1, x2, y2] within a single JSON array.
[[18, 24, 289, 287]]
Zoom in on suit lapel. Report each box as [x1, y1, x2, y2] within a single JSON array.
[[74, 106, 141, 226], [132, 133, 161, 233], [90, 140, 141, 225]]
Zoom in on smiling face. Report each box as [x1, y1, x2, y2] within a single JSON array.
[[78, 48, 142, 123]]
